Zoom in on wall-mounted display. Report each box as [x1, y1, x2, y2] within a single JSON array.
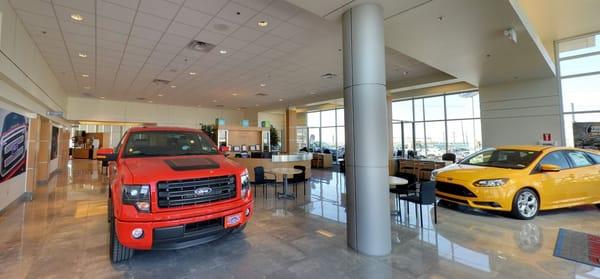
[[573, 122, 600, 150], [0, 108, 28, 184], [51, 126, 58, 160]]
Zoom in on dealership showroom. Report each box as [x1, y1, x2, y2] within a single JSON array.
[[2, 0, 600, 278]]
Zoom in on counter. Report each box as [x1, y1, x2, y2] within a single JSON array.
[[231, 153, 312, 182]]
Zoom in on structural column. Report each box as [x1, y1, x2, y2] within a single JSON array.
[[343, 4, 391, 256]]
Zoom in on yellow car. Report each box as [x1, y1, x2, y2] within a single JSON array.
[[431, 145, 600, 219]]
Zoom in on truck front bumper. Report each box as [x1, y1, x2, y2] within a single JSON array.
[[115, 201, 253, 250]]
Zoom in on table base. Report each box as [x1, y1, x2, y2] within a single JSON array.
[[277, 192, 296, 200]]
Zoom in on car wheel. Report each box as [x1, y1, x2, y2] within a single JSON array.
[[109, 204, 134, 263], [511, 189, 539, 220]]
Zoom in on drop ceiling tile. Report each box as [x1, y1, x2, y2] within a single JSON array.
[[229, 26, 263, 42], [159, 32, 190, 47], [179, 48, 206, 59], [97, 29, 128, 45], [97, 0, 136, 23], [262, 0, 301, 21], [194, 29, 227, 45], [173, 8, 212, 28], [97, 16, 131, 35], [131, 25, 164, 41], [166, 22, 200, 38], [274, 40, 303, 53], [269, 22, 303, 39], [103, 0, 140, 10], [128, 36, 159, 49], [139, 0, 180, 20], [240, 43, 267, 55], [184, 0, 227, 15], [287, 11, 328, 30], [219, 37, 249, 50], [233, 0, 272, 11], [134, 12, 170, 32], [253, 33, 284, 48], [216, 2, 258, 25], [53, 0, 95, 13], [205, 17, 240, 36], [10, 0, 54, 17], [59, 20, 95, 37], [16, 10, 60, 29], [154, 42, 182, 55]]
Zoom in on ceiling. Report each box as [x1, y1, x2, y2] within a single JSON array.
[[10, 0, 445, 110]]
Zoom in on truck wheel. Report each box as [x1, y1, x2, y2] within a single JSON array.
[[511, 189, 539, 220], [109, 208, 134, 263]]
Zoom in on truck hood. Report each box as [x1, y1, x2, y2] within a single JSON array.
[[435, 164, 524, 183], [122, 155, 243, 184]]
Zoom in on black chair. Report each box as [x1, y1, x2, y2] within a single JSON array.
[[389, 173, 418, 217], [288, 165, 308, 196], [398, 181, 437, 227], [442, 153, 456, 163], [252, 167, 276, 197]]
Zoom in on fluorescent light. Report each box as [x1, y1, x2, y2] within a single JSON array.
[[232, 93, 238, 96], [189, 72, 197, 75], [70, 13, 84, 22], [100, 96, 105, 99], [81, 74, 89, 77], [219, 49, 227, 54], [158, 94, 163, 97], [83, 86, 91, 90], [170, 85, 176, 88], [78, 52, 87, 58], [258, 20, 268, 27]]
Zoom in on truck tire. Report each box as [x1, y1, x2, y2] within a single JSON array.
[[109, 204, 134, 263], [511, 188, 539, 220]]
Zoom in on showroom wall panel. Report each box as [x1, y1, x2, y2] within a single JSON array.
[[67, 97, 245, 128], [479, 77, 563, 147]]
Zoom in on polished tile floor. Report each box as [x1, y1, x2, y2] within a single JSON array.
[[1, 159, 599, 278]]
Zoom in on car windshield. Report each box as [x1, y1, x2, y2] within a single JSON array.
[[460, 149, 540, 169], [123, 131, 218, 158]]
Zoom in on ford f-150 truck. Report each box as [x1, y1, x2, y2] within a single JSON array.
[[106, 127, 253, 262]]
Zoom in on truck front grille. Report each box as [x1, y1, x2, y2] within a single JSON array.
[[157, 175, 236, 208]]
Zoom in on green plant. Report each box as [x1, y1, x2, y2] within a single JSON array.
[[201, 124, 217, 143], [270, 125, 279, 148]]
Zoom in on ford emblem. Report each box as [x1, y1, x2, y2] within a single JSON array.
[[194, 187, 212, 196]]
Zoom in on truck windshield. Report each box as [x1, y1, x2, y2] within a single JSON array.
[[460, 149, 540, 169], [123, 131, 218, 158]]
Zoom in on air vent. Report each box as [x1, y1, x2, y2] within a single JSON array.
[[255, 93, 268, 96], [188, 40, 216, 53], [152, 79, 171, 85], [321, 73, 337, 79]]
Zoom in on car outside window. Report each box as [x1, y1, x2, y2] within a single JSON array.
[[123, 131, 217, 158], [586, 152, 600, 164], [538, 152, 571, 170], [565, 151, 593, 167], [461, 149, 540, 169]]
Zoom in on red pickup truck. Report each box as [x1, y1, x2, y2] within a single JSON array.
[[106, 127, 253, 262]]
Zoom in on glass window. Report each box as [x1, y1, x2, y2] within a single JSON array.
[[539, 152, 571, 170], [336, 126, 345, 148], [392, 100, 413, 121], [445, 92, 479, 119], [392, 123, 403, 151], [336, 109, 344, 126], [586, 151, 600, 164], [414, 99, 424, 121], [560, 54, 600, 77], [558, 34, 600, 59], [296, 128, 308, 151], [565, 151, 593, 167], [403, 123, 414, 152], [307, 112, 320, 127], [462, 149, 540, 169], [123, 131, 217, 158], [424, 96, 445, 121], [321, 127, 336, 151], [561, 74, 600, 113], [414, 122, 425, 157], [308, 128, 320, 151], [425, 121, 446, 160], [447, 120, 477, 159], [321, 110, 336, 127]]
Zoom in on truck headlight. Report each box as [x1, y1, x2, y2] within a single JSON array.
[[474, 179, 509, 187], [241, 169, 250, 199], [122, 185, 150, 212]]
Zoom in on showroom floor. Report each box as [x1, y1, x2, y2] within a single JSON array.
[[0, 160, 599, 279]]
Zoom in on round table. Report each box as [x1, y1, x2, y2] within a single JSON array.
[[269, 168, 303, 200], [389, 176, 408, 216]]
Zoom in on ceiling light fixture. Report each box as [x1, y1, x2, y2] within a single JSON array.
[[279, 98, 284, 102], [212, 100, 217, 103], [260, 83, 266, 87], [70, 13, 84, 22], [219, 49, 227, 54], [258, 20, 268, 27], [189, 72, 197, 76], [158, 94, 163, 97], [170, 85, 176, 88], [403, 71, 409, 76], [81, 74, 89, 77], [83, 86, 91, 90], [232, 93, 238, 96], [78, 52, 87, 58], [100, 96, 105, 99]]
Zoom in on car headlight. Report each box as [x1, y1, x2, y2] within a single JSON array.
[[474, 178, 509, 187], [241, 169, 250, 199], [430, 170, 440, 181], [122, 185, 150, 212]]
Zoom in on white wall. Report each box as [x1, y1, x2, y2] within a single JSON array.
[[67, 97, 245, 128], [258, 112, 285, 130], [0, 172, 26, 212], [479, 77, 563, 147]]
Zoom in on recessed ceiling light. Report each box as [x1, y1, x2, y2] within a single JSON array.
[[158, 94, 163, 97], [258, 20, 268, 27], [219, 49, 227, 54], [310, 92, 316, 95], [212, 100, 217, 103], [81, 74, 89, 78], [232, 93, 238, 96], [189, 72, 197, 75], [170, 85, 176, 88], [403, 71, 409, 76], [100, 96, 105, 99], [70, 13, 84, 22], [260, 83, 266, 87], [279, 98, 284, 102], [148, 100, 153, 103], [78, 52, 87, 58], [255, 104, 259, 107]]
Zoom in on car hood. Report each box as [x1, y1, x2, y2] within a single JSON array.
[[435, 164, 523, 183], [122, 155, 243, 184]]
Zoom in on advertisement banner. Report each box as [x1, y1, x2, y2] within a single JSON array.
[[0, 108, 28, 183], [573, 122, 600, 150]]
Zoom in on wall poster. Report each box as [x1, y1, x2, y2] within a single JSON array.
[[51, 126, 58, 160], [0, 108, 28, 184], [573, 122, 600, 150]]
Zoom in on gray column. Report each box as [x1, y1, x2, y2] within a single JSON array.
[[343, 4, 391, 256]]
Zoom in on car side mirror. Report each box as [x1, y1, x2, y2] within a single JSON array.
[[540, 164, 560, 172]]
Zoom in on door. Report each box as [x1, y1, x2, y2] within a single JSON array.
[[533, 151, 576, 207], [563, 150, 597, 204]]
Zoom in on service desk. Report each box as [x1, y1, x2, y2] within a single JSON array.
[[231, 153, 312, 182]]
